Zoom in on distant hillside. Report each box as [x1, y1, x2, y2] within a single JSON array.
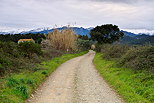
[[0, 27, 91, 36], [120, 34, 154, 45], [121, 30, 137, 37], [0, 27, 154, 45]]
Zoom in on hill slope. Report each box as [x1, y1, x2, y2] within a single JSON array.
[[0, 27, 154, 45]]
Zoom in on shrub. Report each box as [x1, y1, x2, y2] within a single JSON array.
[[0, 41, 20, 57], [119, 45, 154, 72], [0, 54, 13, 75], [101, 44, 130, 59], [47, 29, 77, 51], [76, 39, 93, 51], [42, 71, 48, 76], [26, 79, 35, 87], [15, 85, 29, 99], [0, 41, 43, 76], [7, 78, 19, 87], [95, 44, 103, 52], [94, 53, 154, 103], [18, 42, 42, 58], [0, 64, 3, 69], [42, 47, 63, 59]]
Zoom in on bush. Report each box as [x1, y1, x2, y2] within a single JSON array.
[[0, 53, 13, 75], [15, 85, 29, 99], [0, 41, 20, 57], [18, 42, 42, 58], [42, 47, 63, 59], [94, 53, 154, 103], [47, 29, 77, 51], [0, 51, 87, 103], [76, 39, 93, 51], [95, 44, 103, 52], [0, 41, 44, 76], [119, 45, 154, 72], [100, 44, 154, 73], [101, 44, 130, 59], [7, 78, 19, 87]]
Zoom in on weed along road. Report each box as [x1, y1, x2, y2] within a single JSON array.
[[26, 51, 123, 103]]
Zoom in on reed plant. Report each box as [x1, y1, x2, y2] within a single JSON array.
[[47, 28, 77, 51]]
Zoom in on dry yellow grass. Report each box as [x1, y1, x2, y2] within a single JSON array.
[[47, 28, 77, 51]]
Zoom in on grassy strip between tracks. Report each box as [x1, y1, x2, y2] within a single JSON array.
[[94, 53, 154, 103], [0, 51, 87, 103]]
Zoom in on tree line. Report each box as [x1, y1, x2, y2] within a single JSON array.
[[0, 33, 46, 43]]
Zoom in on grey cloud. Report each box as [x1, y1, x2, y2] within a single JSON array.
[[0, 0, 154, 30], [81, 0, 154, 4]]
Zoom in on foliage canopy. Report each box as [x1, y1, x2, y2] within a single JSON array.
[[90, 24, 124, 44]]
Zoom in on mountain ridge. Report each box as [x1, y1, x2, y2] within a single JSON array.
[[1, 27, 154, 36], [0, 27, 153, 45]]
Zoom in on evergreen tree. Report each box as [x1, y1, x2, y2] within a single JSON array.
[[90, 24, 124, 44]]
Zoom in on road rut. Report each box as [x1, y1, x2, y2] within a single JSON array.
[[26, 51, 123, 103]]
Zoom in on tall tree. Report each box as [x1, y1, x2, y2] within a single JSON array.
[[90, 24, 124, 44]]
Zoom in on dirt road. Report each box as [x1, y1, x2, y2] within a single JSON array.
[[26, 51, 123, 103]]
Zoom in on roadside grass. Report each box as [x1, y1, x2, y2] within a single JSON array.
[[94, 53, 154, 103], [0, 51, 87, 103]]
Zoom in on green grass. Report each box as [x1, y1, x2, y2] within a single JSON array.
[[94, 53, 154, 103], [0, 51, 87, 103]]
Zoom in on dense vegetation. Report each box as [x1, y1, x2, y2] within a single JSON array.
[[0, 28, 92, 77], [0, 28, 91, 76], [0, 24, 153, 103], [78, 35, 89, 40], [0, 41, 63, 76], [90, 24, 124, 44], [0, 28, 89, 103], [0, 51, 87, 103], [90, 24, 154, 73], [94, 44, 154, 103], [91, 24, 154, 103], [76, 39, 94, 51], [0, 33, 46, 43], [120, 35, 154, 45], [94, 53, 154, 103], [100, 44, 154, 73], [0, 40, 62, 102]]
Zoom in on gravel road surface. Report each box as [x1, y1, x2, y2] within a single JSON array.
[[26, 51, 124, 103]]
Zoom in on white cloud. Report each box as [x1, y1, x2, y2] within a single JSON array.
[[0, 0, 154, 30]]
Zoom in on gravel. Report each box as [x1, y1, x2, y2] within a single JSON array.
[[25, 51, 124, 103]]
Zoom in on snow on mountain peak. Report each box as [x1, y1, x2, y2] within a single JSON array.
[[0, 27, 154, 36], [123, 29, 154, 35]]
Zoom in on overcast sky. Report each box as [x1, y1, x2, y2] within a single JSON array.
[[0, 0, 154, 30]]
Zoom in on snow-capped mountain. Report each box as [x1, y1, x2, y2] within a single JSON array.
[[122, 29, 154, 36], [0, 30, 22, 35], [0, 27, 154, 36], [20, 27, 53, 34], [0, 27, 91, 36], [0, 27, 153, 45], [0, 27, 52, 35]]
